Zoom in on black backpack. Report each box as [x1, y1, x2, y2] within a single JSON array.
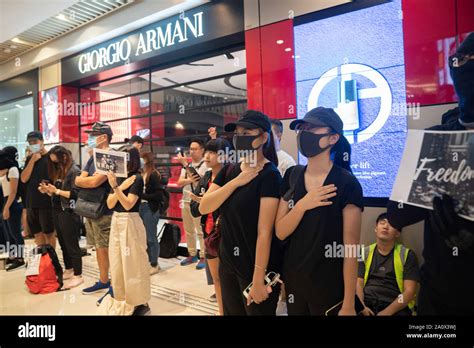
[[158, 223, 181, 258]]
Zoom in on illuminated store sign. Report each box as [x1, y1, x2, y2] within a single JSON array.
[[78, 12, 204, 74]]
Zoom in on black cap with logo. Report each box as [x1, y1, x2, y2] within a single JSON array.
[[289, 107, 344, 134], [224, 110, 272, 133]]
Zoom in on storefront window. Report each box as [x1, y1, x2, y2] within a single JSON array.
[[0, 97, 34, 165], [78, 49, 247, 222]]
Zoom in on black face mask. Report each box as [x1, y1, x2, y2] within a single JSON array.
[[297, 131, 334, 158], [233, 134, 261, 152], [451, 61, 474, 126]]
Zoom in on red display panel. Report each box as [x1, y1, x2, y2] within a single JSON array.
[[245, 19, 296, 119], [402, 0, 458, 105]]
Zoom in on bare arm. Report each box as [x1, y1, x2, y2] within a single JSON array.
[[199, 168, 260, 215], [275, 198, 307, 240], [377, 280, 417, 316], [3, 178, 18, 210], [339, 204, 362, 315], [20, 155, 39, 183], [107, 192, 119, 209], [253, 197, 279, 281], [246, 197, 280, 305], [75, 171, 108, 188], [108, 188, 139, 211], [275, 185, 337, 240]]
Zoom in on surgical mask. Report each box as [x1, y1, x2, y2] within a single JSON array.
[[140, 158, 145, 169], [87, 135, 97, 149], [233, 134, 262, 152], [28, 144, 41, 154], [297, 131, 334, 158]]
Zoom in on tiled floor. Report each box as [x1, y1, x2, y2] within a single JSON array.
[[0, 239, 217, 316]]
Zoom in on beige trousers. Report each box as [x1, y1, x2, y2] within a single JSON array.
[[108, 212, 151, 308], [181, 202, 205, 258]]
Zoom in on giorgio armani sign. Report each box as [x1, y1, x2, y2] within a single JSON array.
[[62, 0, 243, 84], [78, 12, 204, 74]]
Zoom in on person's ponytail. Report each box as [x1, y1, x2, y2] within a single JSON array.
[[332, 135, 352, 173], [263, 130, 279, 168]]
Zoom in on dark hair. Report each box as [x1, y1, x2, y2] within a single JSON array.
[[261, 129, 279, 167], [331, 134, 352, 173], [270, 119, 283, 135], [205, 138, 231, 153], [48, 145, 73, 182], [189, 138, 205, 148], [119, 145, 141, 174], [141, 151, 160, 184], [376, 213, 388, 224]]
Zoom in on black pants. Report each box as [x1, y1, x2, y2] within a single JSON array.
[[285, 272, 344, 315], [364, 297, 412, 316], [2, 200, 24, 258], [52, 209, 82, 275], [219, 262, 280, 315]]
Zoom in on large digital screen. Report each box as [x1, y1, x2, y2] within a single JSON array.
[[294, 0, 407, 199]]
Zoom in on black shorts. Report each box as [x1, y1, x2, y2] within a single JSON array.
[[27, 208, 54, 234]]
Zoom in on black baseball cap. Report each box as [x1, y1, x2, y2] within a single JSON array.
[[84, 122, 113, 137], [224, 110, 272, 133], [289, 107, 344, 134], [126, 135, 144, 145], [26, 131, 43, 141]]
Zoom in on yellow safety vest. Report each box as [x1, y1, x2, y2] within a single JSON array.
[[362, 243, 416, 314]]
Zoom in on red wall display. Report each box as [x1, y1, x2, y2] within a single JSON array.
[[245, 19, 296, 119]]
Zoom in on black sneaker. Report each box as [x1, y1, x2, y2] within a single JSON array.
[[6, 259, 25, 271], [132, 304, 151, 316]]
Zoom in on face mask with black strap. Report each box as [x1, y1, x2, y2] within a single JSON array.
[[297, 130, 334, 158]]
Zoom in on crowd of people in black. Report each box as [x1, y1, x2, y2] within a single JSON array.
[[0, 33, 473, 316]]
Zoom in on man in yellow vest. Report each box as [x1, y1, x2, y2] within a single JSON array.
[[356, 213, 419, 316]]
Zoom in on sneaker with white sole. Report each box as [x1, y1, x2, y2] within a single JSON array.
[[82, 280, 110, 295]]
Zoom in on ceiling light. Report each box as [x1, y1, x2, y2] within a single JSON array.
[[285, 48, 292, 52], [276, 40, 284, 45]]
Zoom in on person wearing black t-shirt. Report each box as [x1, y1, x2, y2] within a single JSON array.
[[275, 107, 363, 316], [105, 146, 150, 316], [20, 131, 55, 247], [357, 213, 419, 316], [38, 146, 83, 289], [199, 110, 283, 316]]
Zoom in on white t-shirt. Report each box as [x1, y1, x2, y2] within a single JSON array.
[[179, 160, 208, 203], [1, 166, 20, 197], [277, 150, 296, 177]]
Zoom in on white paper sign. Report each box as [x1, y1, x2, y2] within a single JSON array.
[[25, 254, 42, 277], [390, 130, 474, 221], [93, 148, 128, 178]]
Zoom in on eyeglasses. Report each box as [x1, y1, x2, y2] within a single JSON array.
[[449, 53, 474, 68]]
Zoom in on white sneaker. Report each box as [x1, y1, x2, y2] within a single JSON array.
[[63, 276, 84, 289], [150, 265, 161, 275], [63, 269, 74, 280]]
